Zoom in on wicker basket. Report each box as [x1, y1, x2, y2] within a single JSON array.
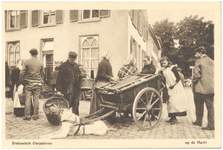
[[43, 96, 69, 125], [80, 78, 94, 90]]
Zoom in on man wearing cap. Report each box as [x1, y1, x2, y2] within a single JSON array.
[[20, 48, 44, 121], [56, 51, 82, 115], [192, 46, 214, 130]]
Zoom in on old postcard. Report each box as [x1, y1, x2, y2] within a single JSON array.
[[2, 1, 221, 149]]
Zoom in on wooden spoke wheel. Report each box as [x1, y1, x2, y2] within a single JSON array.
[[133, 87, 163, 130]]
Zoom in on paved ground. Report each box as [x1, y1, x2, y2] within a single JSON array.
[[4, 87, 214, 139]]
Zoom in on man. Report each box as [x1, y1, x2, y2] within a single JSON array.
[[56, 51, 82, 115], [20, 49, 44, 121], [192, 46, 214, 130]]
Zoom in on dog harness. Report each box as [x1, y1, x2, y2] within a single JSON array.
[[74, 125, 85, 135], [63, 120, 85, 135]]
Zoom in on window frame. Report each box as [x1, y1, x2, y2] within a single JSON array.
[[82, 10, 100, 20], [80, 35, 99, 78], [6, 10, 28, 31], [8, 10, 20, 30], [79, 10, 101, 23], [39, 10, 57, 27], [7, 41, 20, 67]]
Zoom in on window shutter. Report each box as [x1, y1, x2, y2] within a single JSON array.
[[130, 36, 133, 54], [144, 24, 146, 41], [5, 11, 7, 31], [32, 10, 39, 27], [100, 10, 110, 18], [146, 28, 148, 41], [139, 13, 143, 36], [20, 10, 27, 28], [70, 10, 79, 22], [131, 10, 134, 21], [133, 10, 137, 28], [56, 10, 63, 24], [129, 10, 132, 18], [137, 11, 140, 33], [142, 22, 144, 40]]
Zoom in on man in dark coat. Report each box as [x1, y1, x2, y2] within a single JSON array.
[[56, 51, 82, 115], [192, 46, 214, 130]]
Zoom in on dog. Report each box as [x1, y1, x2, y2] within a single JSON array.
[[40, 108, 116, 139]]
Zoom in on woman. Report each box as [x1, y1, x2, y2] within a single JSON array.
[[160, 56, 188, 125], [10, 59, 23, 100], [118, 54, 138, 78], [90, 51, 114, 114], [141, 56, 156, 74]]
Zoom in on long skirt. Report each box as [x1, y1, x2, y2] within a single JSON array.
[[89, 81, 107, 114], [167, 81, 188, 116]]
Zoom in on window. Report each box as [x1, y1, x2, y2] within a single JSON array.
[[9, 10, 20, 29], [5, 10, 27, 31], [131, 38, 138, 66], [80, 10, 110, 21], [70, 10, 110, 22], [80, 36, 99, 79], [32, 10, 63, 27], [137, 45, 142, 71], [82, 10, 99, 20], [130, 37, 144, 71], [7, 41, 20, 67], [42, 10, 56, 25]]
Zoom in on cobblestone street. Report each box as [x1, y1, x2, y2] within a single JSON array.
[[4, 87, 214, 139]]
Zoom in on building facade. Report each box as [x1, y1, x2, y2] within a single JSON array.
[[5, 10, 162, 81]]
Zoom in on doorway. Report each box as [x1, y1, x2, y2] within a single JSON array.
[[41, 39, 54, 83]]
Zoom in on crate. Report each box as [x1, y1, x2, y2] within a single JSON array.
[[14, 106, 25, 117], [14, 103, 34, 117]]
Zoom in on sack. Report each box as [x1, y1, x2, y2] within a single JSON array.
[[17, 84, 24, 95], [13, 91, 22, 108]]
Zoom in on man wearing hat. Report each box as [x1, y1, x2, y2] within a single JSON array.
[[192, 46, 214, 130], [56, 51, 83, 115], [20, 48, 44, 121]]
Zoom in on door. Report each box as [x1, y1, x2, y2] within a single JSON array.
[[46, 54, 53, 81]]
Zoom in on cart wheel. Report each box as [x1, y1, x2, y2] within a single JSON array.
[[133, 87, 163, 130]]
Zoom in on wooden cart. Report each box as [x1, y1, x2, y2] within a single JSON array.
[[44, 74, 165, 130], [86, 73, 165, 130]]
